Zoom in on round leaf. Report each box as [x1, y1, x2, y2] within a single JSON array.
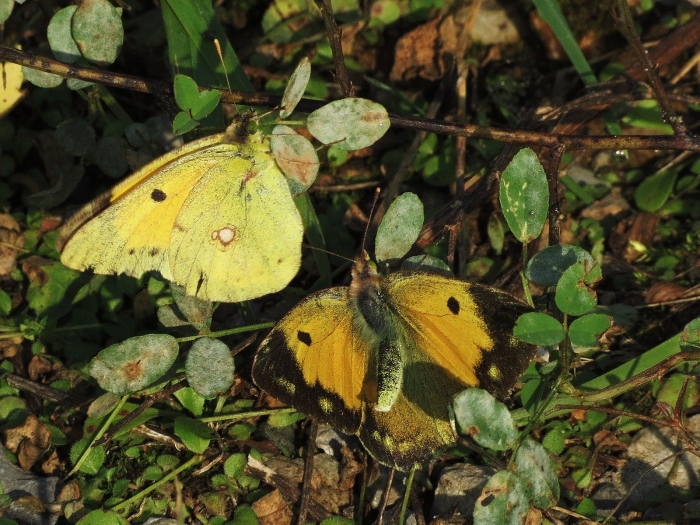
[[270, 125, 319, 192], [514, 438, 560, 509], [568, 314, 612, 347], [525, 244, 596, 286], [88, 334, 179, 395], [473, 470, 529, 525], [514, 312, 565, 346], [47, 6, 81, 63], [453, 389, 517, 451], [555, 260, 602, 316], [499, 148, 548, 243], [22, 66, 63, 88], [375, 192, 424, 263], [185, 338, 234, 399], [55, 118, 96, 156], [307, 98, 389, 150], [72, 0, 124, 67]]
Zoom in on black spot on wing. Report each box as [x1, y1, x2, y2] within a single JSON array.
[[297, 331, 312, 346], [447, 296, 460, 315], [253, 329, 362, 434], [151, 189, 167, 202], [149, 248, 159, 257]]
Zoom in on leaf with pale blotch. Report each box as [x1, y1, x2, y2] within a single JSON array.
[[307, 98, 389, 150], [280, 57, 310, 118], [88, 334, 179, 395], [271, 125, 319, 193], [499, 148, 548, 243]]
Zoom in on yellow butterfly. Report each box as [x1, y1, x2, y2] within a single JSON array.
[[57, 122, 303, 303], [253, 251, 536, 470]]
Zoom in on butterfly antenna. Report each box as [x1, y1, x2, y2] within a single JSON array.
[[301, 243, 354, 264], [214, 39, 233, 97], [361, 187, 381, 253]]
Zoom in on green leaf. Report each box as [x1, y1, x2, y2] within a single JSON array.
[[185, 338, 234, 399], [172, 112, 198, 135], [174, 386, 205, 416], [473, 470, 529, 525], [487, 213, 505, 255], [160, 0, 253, 91], [555, 260, 602, 316], [76, 443, 105, 475], [224, 453, 247, 480], [93, 136, 128, 179], [173, 74, 200, 111], [514, 438, 560, 509], [76, 509, 129, 525], [231, 505, 258, 525], [170, 284, 213, 330], [307, 98, 390, 150], [190, 90, 221, 120], [25, 261, 82, 316], [88, 334, 179, 395], [47, 6, 81, 63], [0, 289, 12, 315], [0, 0, 13, 25], [499, 148, 549, 243], [525, 244, 596, 286], [22, 65, 63, 88], [575, 498, 597, 519], [622, 99, 674, 134], [634, 170, 677, 212], [568, 314, 611, 347], [71, 0, 124, 67], [514, 312, 565, 346], [453, 389, 517, 451], [280, 57, 311, 118], [174, 416, 214, 454], [375, 192, 424, 264]]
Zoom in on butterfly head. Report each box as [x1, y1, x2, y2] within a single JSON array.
[[349, 251, 380, 300]]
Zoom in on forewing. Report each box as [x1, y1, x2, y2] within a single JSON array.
[[59, 135, 226, 281], [253, 288, 369, 434]]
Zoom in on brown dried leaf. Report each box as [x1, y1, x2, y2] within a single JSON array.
[[390, 16, 457, 83], [0, 214, 25, 276], [3, 415, 52, 470], [645, 281, 687, 304]]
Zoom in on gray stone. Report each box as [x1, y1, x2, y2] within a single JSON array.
[[431, 463, 497, 519]]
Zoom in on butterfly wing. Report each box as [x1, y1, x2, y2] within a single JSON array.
[[59, 133, 303, 302], [357, 271, 536, 469], [59, 134, 227, 280], [168, 138, 302, 302], [253, 288, 370, 434]]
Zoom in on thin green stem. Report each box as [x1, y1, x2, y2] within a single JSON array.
[[109, 454, 205, 513], [67, 395, 128, 478]]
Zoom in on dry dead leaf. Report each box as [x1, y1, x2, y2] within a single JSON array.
[[251, 489, 294, 525], [390, 15, 457, 83], [3, 415, 52, 470], [644, 281, 687, 304], [0, 214, 25, 276]]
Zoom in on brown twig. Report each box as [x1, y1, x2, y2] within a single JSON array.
[[313, 0, 353, 97], [613, 0, 686, 136], [296, 419, 318, 525]]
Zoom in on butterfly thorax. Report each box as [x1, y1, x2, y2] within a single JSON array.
[[349, 251, 405, 412]]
